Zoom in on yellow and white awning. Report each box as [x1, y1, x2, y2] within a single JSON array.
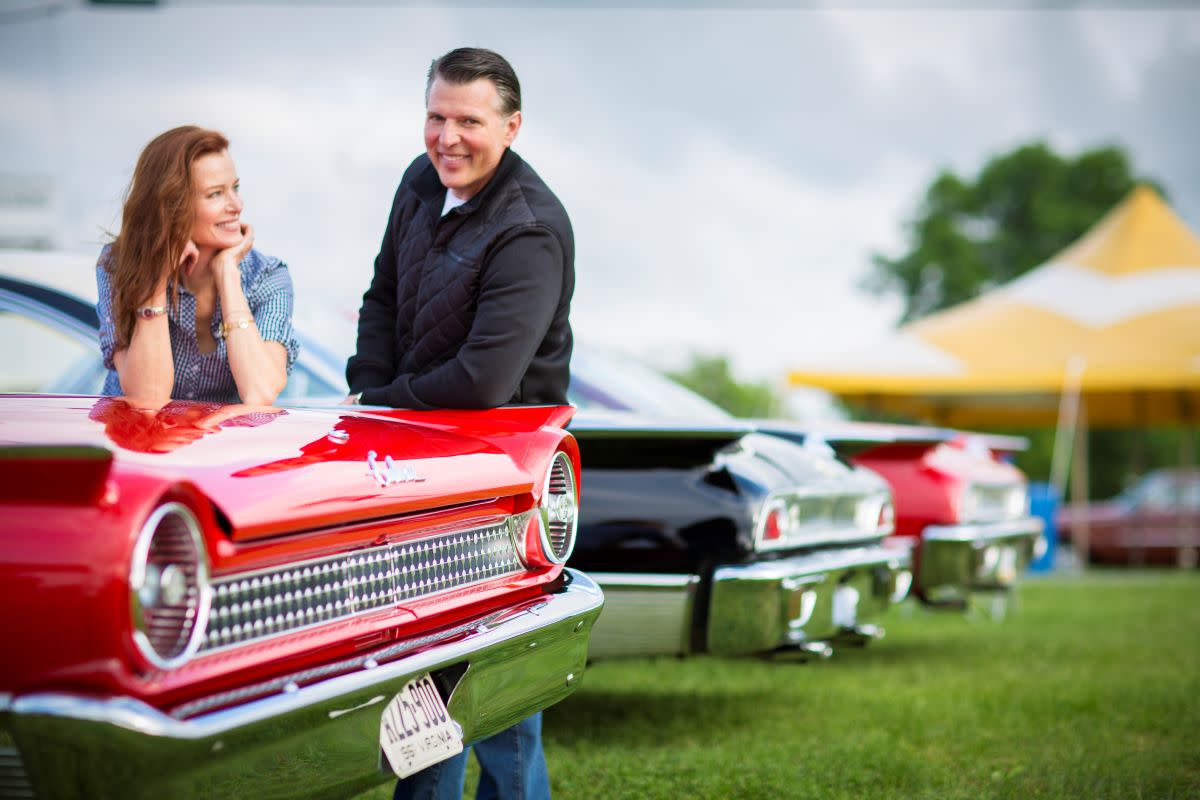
[[788, 186, 1200, 426]]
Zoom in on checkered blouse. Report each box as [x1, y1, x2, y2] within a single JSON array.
[[96, 247, 299, 404]]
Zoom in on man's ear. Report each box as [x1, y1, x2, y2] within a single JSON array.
[[504, 110, 523, 146]]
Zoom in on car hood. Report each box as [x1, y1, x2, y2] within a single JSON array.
[[0, 396, 535, 540]]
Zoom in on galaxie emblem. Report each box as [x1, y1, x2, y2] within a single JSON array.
[[367, 450, 427, 487]]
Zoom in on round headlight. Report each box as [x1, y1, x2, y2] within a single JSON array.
[[129, 502, 211, 670], [537, 452, 578, 564]]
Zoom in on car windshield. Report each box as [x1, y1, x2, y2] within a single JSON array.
[[568, 346, 734, 423]]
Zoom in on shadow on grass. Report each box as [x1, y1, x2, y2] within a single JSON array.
[[544, 685, 775, 747]]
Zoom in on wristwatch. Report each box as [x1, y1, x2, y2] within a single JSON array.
[[136, 305, 167, 320]]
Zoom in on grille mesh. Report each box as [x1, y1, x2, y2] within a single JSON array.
[[202, 520, 523, 652], [0, 745, 34, 800]]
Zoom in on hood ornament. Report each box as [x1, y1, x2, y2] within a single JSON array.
[[366, 450, 426, 487]]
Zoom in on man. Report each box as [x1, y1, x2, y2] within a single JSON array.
[[345, 49, 573, 412], [345, 48, 573, 800]]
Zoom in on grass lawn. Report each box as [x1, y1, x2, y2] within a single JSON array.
[[361, 570, 1200, 799]]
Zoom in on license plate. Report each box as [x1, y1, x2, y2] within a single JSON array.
[[379, 674, 463, 778]]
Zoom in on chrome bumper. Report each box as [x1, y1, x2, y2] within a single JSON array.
[[588, 544, 911, 659], [708, 544, 912, 655], [920, 517, 1044, 598], [0, 569, 604, 800]]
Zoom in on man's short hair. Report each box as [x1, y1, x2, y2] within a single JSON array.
[[427, 47, 522, 116]]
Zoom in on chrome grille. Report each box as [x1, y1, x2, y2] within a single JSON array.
[[202, 520, 524, 652], [0, 744, 34, 800]]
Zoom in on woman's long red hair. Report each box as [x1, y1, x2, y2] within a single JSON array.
[[105, 126, 229, 349]]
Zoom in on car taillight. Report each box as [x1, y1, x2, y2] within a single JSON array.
[[758, 499, 789, 543], [129, 502, 211, 669], [536, 451, 578, 564], [877, 500, 895, 534], [762, 506, 784, 541]]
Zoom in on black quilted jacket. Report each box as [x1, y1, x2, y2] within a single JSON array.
[[347, 149, 574, 409]]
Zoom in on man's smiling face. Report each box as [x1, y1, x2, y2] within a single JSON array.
[[424, 77, 522, 202]]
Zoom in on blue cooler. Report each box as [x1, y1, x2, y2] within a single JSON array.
[[1027, 481, 1058, 572]]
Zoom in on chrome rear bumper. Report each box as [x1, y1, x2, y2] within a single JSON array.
[[1, 569, 603, 800], [919, 517, 1044, 599], [587, 543, 912, 659]]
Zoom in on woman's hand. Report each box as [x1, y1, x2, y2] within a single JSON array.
[[178, 239, 200, 277], [211, 222, 255, 282]]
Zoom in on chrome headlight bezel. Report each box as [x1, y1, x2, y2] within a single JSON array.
[[536, 451, 578, 565], [129, 502, 212, 670]]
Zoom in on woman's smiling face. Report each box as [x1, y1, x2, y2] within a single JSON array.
[[189, 150, 244, 252]]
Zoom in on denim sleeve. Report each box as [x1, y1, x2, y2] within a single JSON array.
[[247, 254, 299, 374], [95, 248, 118, 371]]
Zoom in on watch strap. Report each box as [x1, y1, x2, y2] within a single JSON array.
[[136, 305, 167, 320]]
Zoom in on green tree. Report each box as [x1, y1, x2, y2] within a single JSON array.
[[667, 355, 781, 419], [864, 141, 1159, 323]]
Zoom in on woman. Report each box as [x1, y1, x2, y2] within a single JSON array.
[[96, 125, 298, 406]]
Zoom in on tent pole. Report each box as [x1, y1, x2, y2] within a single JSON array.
[[1180, 424, 1197, 567], [1051, 356, 1085, 502], [1070, 400, 1091, 569], [1052, 357, 1086, 571]]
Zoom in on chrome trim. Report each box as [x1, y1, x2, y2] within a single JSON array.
[[129, 503, 211, 670], [707, 545, 911, 656], [587, 573, 698, 588], [923, 516, 1043, 542], [753, 486, 895, 552], [537, 452, 577, 564], [203, 517, 525, 653], [958, 481, 1029, 524], [586, 573, 700, 659], [366, 450, 426, 487], [919, 516, 1044, 596], [6, 571, 604, 800]]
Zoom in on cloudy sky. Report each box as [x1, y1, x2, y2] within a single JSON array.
[[3, 0, 1198, 394]]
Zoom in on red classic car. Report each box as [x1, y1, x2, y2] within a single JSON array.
[[794, 424, 1044, 607], [1055, 468, 1200, 566], [0, 395, 603, 798]]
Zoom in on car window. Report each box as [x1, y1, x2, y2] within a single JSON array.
[[568, 346, 734, 422], [0, 307, 99, 393], [279, 363, 344, 400], [1130, 472, 1182, 511]]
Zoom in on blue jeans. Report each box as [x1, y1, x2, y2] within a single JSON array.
[[392, 713, 550, 800]]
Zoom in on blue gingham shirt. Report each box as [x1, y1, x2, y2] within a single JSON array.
[[96, 246, 299, 404]]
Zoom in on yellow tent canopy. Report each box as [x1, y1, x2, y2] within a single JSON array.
[[789, 186, 1200, 427]]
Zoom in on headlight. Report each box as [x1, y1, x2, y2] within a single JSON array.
[[536, 451, 578, 564], [129, 502, 211, 669]]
